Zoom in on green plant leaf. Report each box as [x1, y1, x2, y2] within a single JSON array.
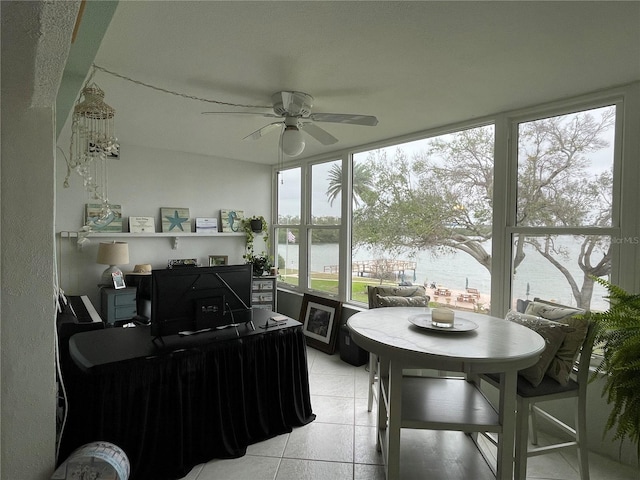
[[588, 277, 640, 460]]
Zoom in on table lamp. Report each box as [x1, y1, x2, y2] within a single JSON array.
[[97, 241, 129, 286]]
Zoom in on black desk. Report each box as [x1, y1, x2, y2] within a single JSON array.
[[58, 309, 315, 480]]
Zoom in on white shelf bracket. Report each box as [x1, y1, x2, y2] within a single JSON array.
[[172, 236, 179, 249], [59, 231, 87, 251]]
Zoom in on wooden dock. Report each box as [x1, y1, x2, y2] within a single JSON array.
[[323, 260, 417, 280], [352, 259, 417, 279]]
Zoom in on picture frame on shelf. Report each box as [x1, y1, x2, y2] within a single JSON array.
[[129, 216, 156, 233], [220, 209, 244, 233], [161, 207, 191, 232], [85, 203, 123, 232], [208, 255, 228, 266], [112, 271, 126, 289], [299, 294, 342, 354], [196, 217, 218, 233]]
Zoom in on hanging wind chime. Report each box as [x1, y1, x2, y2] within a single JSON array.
[[65, 72, 120, 232]]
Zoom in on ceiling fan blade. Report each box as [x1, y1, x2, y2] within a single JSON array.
[[243, 122, 283, 141], [308, 113, 378, 126], [202, 111, 280, 119], [301, 123, 339, 145]]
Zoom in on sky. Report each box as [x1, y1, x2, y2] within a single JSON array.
[[277, 105, 616, 219]]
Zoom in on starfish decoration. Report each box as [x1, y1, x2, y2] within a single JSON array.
[[165, 210, 188, 231]]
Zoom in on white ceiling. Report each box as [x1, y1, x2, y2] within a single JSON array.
[[68, 1, 640, 165]]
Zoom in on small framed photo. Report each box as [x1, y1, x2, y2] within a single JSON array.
[[129, 216, 155, 233], [209, 255, 228, 266], [300, 294, 342, 354], [196, 217, 218, 233], [112, 271, 126, 289]]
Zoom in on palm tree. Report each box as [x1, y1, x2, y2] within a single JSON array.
[[326, 162, 374, 207]]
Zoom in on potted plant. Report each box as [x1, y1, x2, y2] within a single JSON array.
[[248, 254, 273, 277], [589, 277, 640, 460], [249, 217, 264, 233], [242, 216, 271, 276]]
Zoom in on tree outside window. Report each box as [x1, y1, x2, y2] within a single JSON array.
[[349, 105, 616, 311]]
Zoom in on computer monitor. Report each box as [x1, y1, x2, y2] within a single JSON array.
[[150, 263, 252, 338]]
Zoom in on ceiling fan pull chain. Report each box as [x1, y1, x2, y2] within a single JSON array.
[[92, 63, 272, 109]]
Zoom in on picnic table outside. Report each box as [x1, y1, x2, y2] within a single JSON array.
[[457, 293, 476, 303], [435, 288, 451, 296], [466, 287, 481, 298]]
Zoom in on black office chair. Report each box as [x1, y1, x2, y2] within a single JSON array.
[[481, 301, 595, 480]]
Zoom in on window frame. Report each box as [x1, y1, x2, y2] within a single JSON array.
[[273, 165, 303, 290], [274, 157, 346, 298], [272, 83, 640, 316], [498, 97, 624, 317]]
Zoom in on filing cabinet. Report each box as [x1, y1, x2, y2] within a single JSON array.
[[252, 276, 276, 311]]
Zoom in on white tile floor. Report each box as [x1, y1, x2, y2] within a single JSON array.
[[180, 347, 639, 480]]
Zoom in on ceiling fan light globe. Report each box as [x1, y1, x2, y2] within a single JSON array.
[[282, 128, 305, 156]]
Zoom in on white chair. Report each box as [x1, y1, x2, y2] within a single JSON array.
[[366, 285, 430, 411], [481, 308, 596, 480]]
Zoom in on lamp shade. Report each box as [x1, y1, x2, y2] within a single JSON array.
[[281, 126, 305, 157], [97, 242, 129, 286], [97, 241, 129, 266]]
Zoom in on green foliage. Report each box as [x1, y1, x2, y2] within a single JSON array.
[[590, 277, 640, 460], [277, 275, 394, 303], [310, 227, 340, 244], [242, 216, 271, 272], [341, 109, 615, 308], [275, 225, 340, 244], [352, 142, 493, 267], [249, 254, 272, 276], [326, 161, 374, 207]]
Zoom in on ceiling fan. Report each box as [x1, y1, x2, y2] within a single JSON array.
[[202, 91, 378, 157]]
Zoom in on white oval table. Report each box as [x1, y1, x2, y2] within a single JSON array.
[[348, 307, 545, 480]]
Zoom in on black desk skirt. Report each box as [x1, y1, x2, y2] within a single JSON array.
[[59, 325, 315, 480]]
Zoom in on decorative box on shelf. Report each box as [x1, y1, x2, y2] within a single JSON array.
[[252, 276, 276, 311]]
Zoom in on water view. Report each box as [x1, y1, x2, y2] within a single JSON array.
[[278, 241, 609, 311]]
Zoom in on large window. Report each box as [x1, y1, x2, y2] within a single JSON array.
[[275, 167, 301, 289], [275, 159, 343, 296], [510, 105, 617, 311], [309, 160, 341, 295], [511, 235, 611, 311], [272, 85, 638, 317], [352, 126, 495, 309]]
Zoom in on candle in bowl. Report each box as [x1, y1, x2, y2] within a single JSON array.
[[432, 307, 455, 328]]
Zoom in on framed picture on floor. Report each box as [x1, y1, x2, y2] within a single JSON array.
[[300, 294, 342, 354]]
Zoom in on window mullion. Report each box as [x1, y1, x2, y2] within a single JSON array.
[[491, 114, 511, 318]]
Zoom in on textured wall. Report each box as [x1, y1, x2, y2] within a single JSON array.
[[1, 100, 58, 480], [1, 2, 79, 479]]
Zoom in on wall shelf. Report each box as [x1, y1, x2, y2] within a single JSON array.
[[59, 231, 244, 249]]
